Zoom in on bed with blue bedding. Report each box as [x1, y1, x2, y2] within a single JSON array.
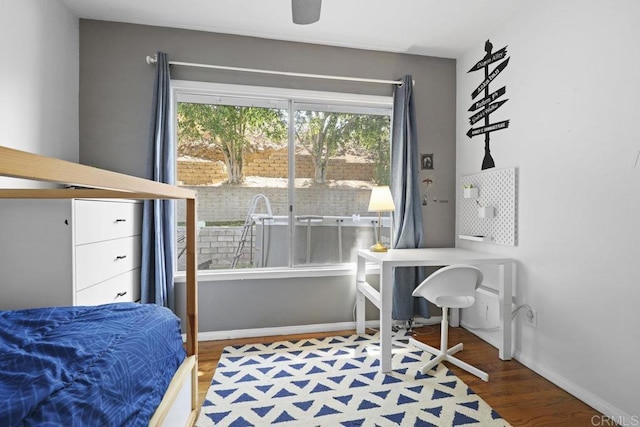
[[0, 302, 186, 426]]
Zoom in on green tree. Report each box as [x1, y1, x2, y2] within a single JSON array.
[[295, 111, 391, 185], [347, 115, 391, 185], [295, 111, 354, 184], [178, 103, 286, 184]]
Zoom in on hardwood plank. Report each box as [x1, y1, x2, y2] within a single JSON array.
[[195, 327, 603, 426]]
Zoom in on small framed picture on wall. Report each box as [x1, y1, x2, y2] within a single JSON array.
[[421, 153, 434, 170]]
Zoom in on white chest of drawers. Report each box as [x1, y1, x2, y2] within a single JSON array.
[[0, 199, 142, 310]]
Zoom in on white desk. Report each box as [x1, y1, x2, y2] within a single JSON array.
[[355, 248, 514, 373]]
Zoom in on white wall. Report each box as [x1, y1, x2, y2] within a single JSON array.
[[0, 0, 78, 187], [457, 0, 640, 419]]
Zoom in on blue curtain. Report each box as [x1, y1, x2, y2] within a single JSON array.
[[141, 52, 175, 309], [390, 75, 429, 321]]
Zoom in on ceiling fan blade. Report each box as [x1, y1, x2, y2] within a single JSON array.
[[292, 0, 322, 25]]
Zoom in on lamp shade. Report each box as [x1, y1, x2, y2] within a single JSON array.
[[368, 186, 395, 212]]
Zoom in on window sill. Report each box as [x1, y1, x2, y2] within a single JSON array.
[[173, 264, 380, 283]]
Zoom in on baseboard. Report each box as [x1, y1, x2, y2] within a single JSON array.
[[189, 320, 382, 342], [513, 350, 634, 422], [189, 317, 445, 342], [466, 328, 632, 420]]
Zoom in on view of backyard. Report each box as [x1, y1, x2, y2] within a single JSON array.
[[175, 101, 391, 270]]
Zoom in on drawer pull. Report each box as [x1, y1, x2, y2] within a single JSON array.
[[115, 218, 127, 223], [116, 255, 127, 260], [115, 291, 127, 298]]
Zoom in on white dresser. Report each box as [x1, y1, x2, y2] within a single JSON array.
[[0, 199, 142, 310]]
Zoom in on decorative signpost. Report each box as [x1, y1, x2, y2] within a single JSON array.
[[468, 40, 510, 170]]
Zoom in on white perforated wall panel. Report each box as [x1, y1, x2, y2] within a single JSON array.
[[459, 167, 518, 246]]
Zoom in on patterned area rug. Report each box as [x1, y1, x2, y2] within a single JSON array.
[[197, 333, 511, 426]]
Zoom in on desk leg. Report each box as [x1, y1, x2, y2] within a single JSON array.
[[499, 261, 513, 360], [356, 255, 366, 335], [380, 263, 393, 373], [450, 308, 460, 327]]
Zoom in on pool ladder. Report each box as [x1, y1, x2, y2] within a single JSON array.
[[231, 194, 273, 268]]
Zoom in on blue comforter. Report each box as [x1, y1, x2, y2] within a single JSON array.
[[0, 303, 186, 426]]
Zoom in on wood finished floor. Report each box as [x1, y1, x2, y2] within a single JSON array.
[[195, 327, 602, 426]]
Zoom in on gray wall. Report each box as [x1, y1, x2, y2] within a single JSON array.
[[79, 20, 456, 333], [175, 274, 381, 333]]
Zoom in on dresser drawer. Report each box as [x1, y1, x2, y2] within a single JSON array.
[[75, 269, 141, 306], [75, 199, 142, 244], [75, 235, 141, 291]]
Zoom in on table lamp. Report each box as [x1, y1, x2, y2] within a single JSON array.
[[368, 186, 395, 252]]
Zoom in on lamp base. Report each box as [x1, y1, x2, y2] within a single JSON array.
[[369, 242, 389, 252]]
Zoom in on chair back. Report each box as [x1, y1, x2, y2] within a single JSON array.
[[412, 264, 483, 309]]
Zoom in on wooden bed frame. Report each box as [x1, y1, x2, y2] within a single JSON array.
[[0, 146, 200, 426]]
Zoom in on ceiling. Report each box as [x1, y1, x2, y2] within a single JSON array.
[[60, 0, 526, 58]]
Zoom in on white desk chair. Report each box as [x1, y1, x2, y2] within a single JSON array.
[[408, 264, 489, 382]]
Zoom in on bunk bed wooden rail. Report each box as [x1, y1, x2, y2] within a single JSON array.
[[0, 145, 199, 426]]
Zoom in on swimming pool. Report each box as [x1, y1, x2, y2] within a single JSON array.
[[251, 214, 392, 267]]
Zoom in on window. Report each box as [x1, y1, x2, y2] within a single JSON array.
[[172, 81, 392, 272]]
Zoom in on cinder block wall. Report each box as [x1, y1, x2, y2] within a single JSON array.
[[177, 149, 375, 184], [176, 186, 373, 223], [177, 160, 226, 185], [176, 225, 254, 270]]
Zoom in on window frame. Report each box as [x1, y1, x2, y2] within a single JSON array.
[[170, 80, 393, 279]]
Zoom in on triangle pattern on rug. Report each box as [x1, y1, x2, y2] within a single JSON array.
[[196, 333, 511, 426]]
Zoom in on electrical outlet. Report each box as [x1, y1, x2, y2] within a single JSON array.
[[526, 308, 537, 328]]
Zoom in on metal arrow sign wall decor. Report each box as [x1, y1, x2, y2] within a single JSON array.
[[467, 40, 510, 170]]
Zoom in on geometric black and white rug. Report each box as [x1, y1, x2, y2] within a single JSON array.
[[196, 332, 511, 426]]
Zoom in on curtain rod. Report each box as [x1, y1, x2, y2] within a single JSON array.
[[146, 55, 411, 86]]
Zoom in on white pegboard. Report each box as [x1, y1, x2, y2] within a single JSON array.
[[459, 167, 517, 246]]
